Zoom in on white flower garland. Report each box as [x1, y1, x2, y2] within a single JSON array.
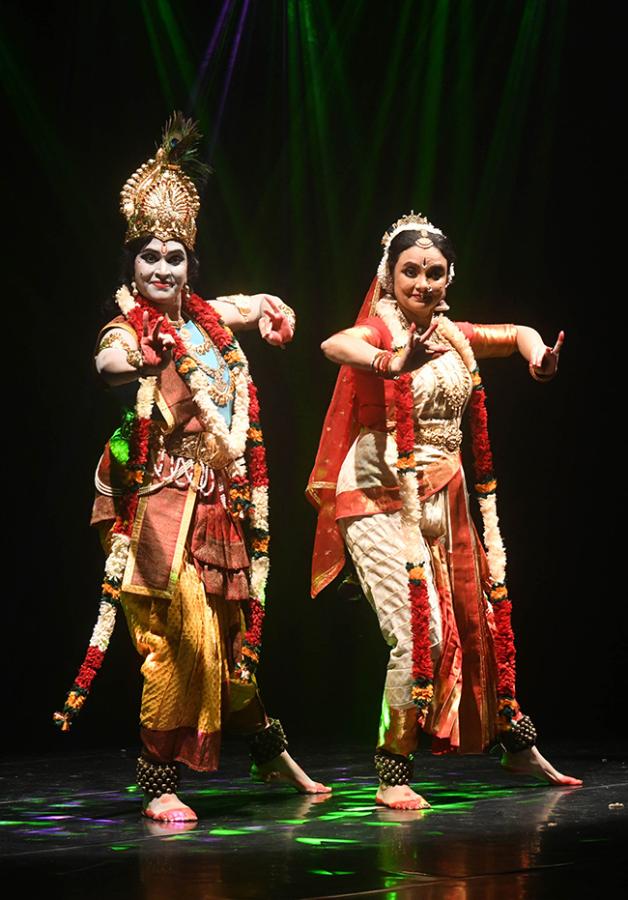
[[249, 483, 270, 602], [90, 600, 118, 652]]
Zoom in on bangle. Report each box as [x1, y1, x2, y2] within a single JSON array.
[[371, 350, 399, 379]]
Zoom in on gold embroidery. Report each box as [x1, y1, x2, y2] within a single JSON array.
[[417, 421, 463, 452], [165, 432, 232, 469]]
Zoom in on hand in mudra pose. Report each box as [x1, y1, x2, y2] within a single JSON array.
[[139, 311, 176, 373], [257, 295, 294, 348], [390, 319, 449, 375]]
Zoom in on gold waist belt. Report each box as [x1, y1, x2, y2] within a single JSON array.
[[165, 432, 232, 469], [417, 421, 462, 452]]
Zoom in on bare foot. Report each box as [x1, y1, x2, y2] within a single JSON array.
[[142, 792, 198, 822], [376, 784, 430, 810], [252, 750, 331, 794], [501, 745, 582, 786]]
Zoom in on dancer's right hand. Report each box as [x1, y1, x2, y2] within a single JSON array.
[[140, 312, 175, 372], [391, 320, 449, 374]]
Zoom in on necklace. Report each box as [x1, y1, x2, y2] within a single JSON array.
[[179, 321, 234, 406], [430, 324, 471, 418]]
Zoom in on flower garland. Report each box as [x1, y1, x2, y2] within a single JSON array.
[[376, 297, 435, 722], [433, 317, 518, 731], [123, 288, 251, 461], [53, 374, 156, 731], [375, 299, 520, 735], [393, 373, 434, 722], [233, 381, 270, 683], [55, 286, 270, 729]]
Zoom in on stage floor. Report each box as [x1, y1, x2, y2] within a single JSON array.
[[1, 742, 626, 898]]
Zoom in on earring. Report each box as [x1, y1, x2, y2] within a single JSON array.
[[131, 281, 138, 298], [183, 283, 191, 301]]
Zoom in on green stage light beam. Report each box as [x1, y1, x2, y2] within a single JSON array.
[[140, 0, 176, 108], [464, 0, 546, 264], [156, 0, 195, 93], [0, 34, 96, 237], [450, 0, 475, 236], [411, 0, 450, 211], [353, 0, 416, 233]]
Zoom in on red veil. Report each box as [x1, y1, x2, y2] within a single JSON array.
[[306, 277, 384, 597]]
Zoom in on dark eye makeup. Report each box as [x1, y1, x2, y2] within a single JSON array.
[[139, 252, 185, 265]]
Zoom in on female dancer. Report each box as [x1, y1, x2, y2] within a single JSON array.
[[308, 213, 581, 809]]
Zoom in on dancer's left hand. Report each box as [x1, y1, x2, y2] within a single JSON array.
[[530, 330, 564, 380]]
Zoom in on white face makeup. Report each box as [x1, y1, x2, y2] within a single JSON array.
[[133, 238, 188, 307], [392, 246, 448, 328]]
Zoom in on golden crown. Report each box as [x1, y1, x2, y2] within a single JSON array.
[[120, 113, 209, 249]]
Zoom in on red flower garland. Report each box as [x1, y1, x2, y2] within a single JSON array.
[[468, 369, 518, 730], [237, 380, 270, 673], [391, 357, 520, 735], [393, 375, 434, 719]]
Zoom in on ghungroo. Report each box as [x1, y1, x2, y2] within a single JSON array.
[[136, 757, 180, 798], [248, 718, 288, 765], [500, 715, 537, 753], [374, 749, 414, 786]]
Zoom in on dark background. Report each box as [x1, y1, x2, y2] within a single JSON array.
[[2, 1, 616, 757]]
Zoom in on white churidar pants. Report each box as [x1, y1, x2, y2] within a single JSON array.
[[341, 510, 443, 709]]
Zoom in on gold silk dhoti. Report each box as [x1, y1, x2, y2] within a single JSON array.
[[121, 558, 266, 771]]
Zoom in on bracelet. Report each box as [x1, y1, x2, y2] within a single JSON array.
[[371, 350, 399, 379]]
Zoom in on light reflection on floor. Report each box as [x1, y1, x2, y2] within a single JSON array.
[[1, 742, 626, 898]]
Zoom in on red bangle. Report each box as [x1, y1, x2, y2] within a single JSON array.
[[371, 350, 399, 379]]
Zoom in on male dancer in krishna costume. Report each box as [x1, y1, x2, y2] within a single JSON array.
[[56, 114, 329, 821]]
